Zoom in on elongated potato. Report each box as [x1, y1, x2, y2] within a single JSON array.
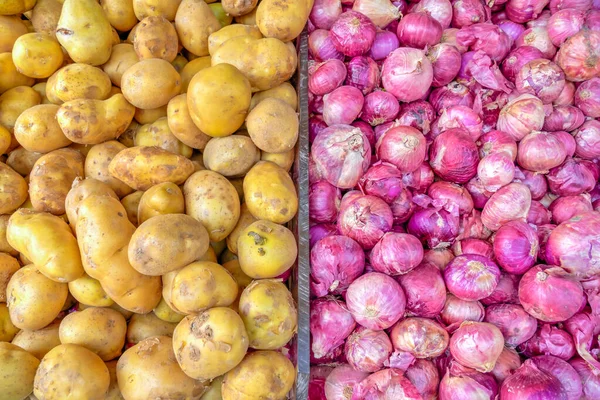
[[0, 162, 27, 215], [175, 0, 221, 57], [68, 273, 114, 307], [11, 320, 61, 359], [65, 178, 119, 233], [166, 94, 211, 150], [207, 23, 262, 56], [84, 142, 134, 198], [137, 182, 184, 224], [14, 104, 72, 153], [0, 343, 40, 400], [30, 0, 62, 36], [126, 312, 177, 344]]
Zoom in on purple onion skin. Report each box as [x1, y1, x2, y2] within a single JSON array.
[[345, 56, 380, 95], [324, 364, 369, 400], [369, 30, 400, 61], [323, 85, 365, 126], [547, 158, 599, 197], [405, 359, 440, 400], [484, 303, 537, 346], [500, 359, 567, 400], [492, 220, 539, 275], [407, 207, 460, 249], [549, 194, 593, 225], [444, 254, 501, 301], [519, 324, 576, 361], [531, 355, 583, 400], [449, 321, 504, 373], [398, 262, 446, 318], [570, 357, 600, 399], [430, 128, 480, 184], [481, 272, 520, 306], [492, 347, 522, 384], [329, 11, 377, 57], [360, 90, 400, 126], [309, 180, 341, 223], [481, 182, 532, 231], [390, 317, 450, 359], [344, 326, 393, 372], [310, 223, 338, 247], [310, 298, 357, 359], [440, 294, 486, 330], [439, 361, 499, 400], [337, 195, 394, 250], [370, 232, 424, 275]]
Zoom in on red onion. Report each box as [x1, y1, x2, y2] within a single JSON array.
[[515, 59, 565, 104], [397, 12, 443, 49], [310, 115, 328, 143], [477, 130, 518, 160], [501, 46, 546, 83], [371, 232, 424, 275], [405, 359, 440, 400], [458, 210, 493, 241], [312, 124, 371, 189], [428, 181, 474, 215], [549, 194, 593, 224], [310, 223, 338, 247], [586, 8, 600, 26], [516, 27, 556, 58], [457, 23, 512, 62], [341, 190, 364, 209], [465, 178, 492, 208], [352, 121, 376, 151], [441, 28, 469, 52], [500, 359, 566, 400], [310, 366, 333, 400], [517, 131, 567, 173], [358, 162, 403, 203], [431, 105, 484, 141], [422, 248, 454, 270], [536, 223, 556, 263], [498, 20, 527, 44], [325, 364, 370, 400], [570, 357, 600, 399], [430, 129, 480, 184], [323, 86, 365, 125], [309, 29, 345, 61], [450, 321, 504, 372], [311, 298, 357, 358], [531, 355, 583, 400], [338, 195, 393, 249], [452, 238, 494, 258], [369, 30, 400, 61], [565, 312, 600, 374], [353, 368, 423, 400], [481, 182, 532, 231], [518, 265, 584, 322], [310, 180, 342, 223], [491, 347, 522, 383], [346, 272, 406, 330], [547, 158, 599, 196], [345, 327, 393, 372], [554, 81, 575, 105], [311, 0, 343, 29], [402, 161, 436, 193], [381, 47, 434, 102], [330, 11, 377, 57], [477, 152, 516, 192], [427, 44, 462, 87], [547, 9, 585, 47], [352, 0, 401, 28], [398, 262, 446, 317], [484, 304, 537, 346], [513, 167, 547, 200], [310, 235, 365, 296], [542, 105, 585, 132], [520, 324, 575, 360], [376, 125, 427, 173], [444, 254, 501, 301], [439, 361, 499, 400], [549, 0, 592, 12], [574, 78, 600, 118], [481, 271, 520, 305], [574, 120, 600, 160], [346, 56, 380, 95], [391, 188, 415, 224], [430, 82, 475, 113], [361, 91, 400, 126], [396, 101, 437, 134], [309, 59, 347, 95], [527, 200, 552, 225], [497, 94, 545, 141], [527, 9, 552, 27], [310, 92, 325, 114], [390, 317, 449, 358], [556, 29, 600, 82], [311, 341, 345, 364], [385, 349, 416, 371], [451, 0, 490, 28], [506, 0, 549, 23], [407, 206, 460, 248], [440, 294, 486, 329]]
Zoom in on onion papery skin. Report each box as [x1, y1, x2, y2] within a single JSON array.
[[477, 152, 515, 193], [481, 182, 532, 231], [352, 0, 402, 29], [329, 10, 377, 57], [505, 0, 549, 23], [309, 29, 346, 61], [411, 0, 452, 28], [390, 317, 450, 359], [323, 85, 365, 125], [352, 368, 423, 400], [428, 43, 462, 87], [513, 166, 548, 200], [360, 90, 400, 126], [484, 304, 537, 346], [440, 294, 486, 329], [481, 272, 520, 306], [407, 206, 460, 249], [431, 105, 483, 142], [311, 298, 357, 359], [405, 359, 440, 400], [570, 357, 600, 399], [337, 194, 393, 250], [428, 181, 474, 215], [478, 129, 518, 161], [396, 101, 437, 134], [501, 46, 546, 83], [439, 361, 499, 400], [430, 82, 475, 113], [499, 359, 566, 400], [345, 55, 380, 95], [444, 254, 501, 301], [451, 0, 490, 29], [357, 162, 403, 204], [517, 131, 567, 173], [520, 324, 576, 360], [376, 125, 427, 173], [493, 220, 539, 275], [515, 59, 566, 104], [449, 321, 504, 372], [381, 47, 434, 102], [497, 94, 545, 141], [310, 223, 339, 248], [452, 238, 494, 259], [574, 120, 600, 160], [527, 200, 552, 226], [457, 23, 512, 62], [311, 0, 343, 30], [556, 29, 600, 82], [369, 30, 400, 61], [398, 262, 447, 317], [309, 59, 348, 95], [542, 105, 585, 132], [531, 355, 583, 400], [491, 347, 522, 384], [345, 326, 393, 372], [429, 128, 480, 184], [547, 9, 585, 47], [370, 232, 424, 275], [546, 158, 599, 197], [325, 364, 370, 400]]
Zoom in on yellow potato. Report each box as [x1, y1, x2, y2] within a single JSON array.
[[201, 375, 224, 400], [235, 6, 258, 25], [230, 177, 245, 201], [134, 16, 179, 62], [68, 273, 114, 307], [105, 360, 123, 400], [170, 261, 238, 314], [135, 117, 193, 157], [126, 312, 177, 345], [0, 85, 41, 135], [101, 0, 137, 32], [59, 307, 127, 361], [250, 82, 298, 111], [33, 344, 110, 400], [0, 16, 28, 53], [121, 190, 144, 226], [175, 0, 221, 57], [172, 54, 189, 72], [225, 204, 256, 254], [118, 336, 209, 400], [167, 94, 211, 150], [208, 24, 263, 57], [256, 0, 308, 41], [0, 342, 40, 400], [0, 253, 19, 302], [220, 248, 238, 264], [12, 33, 63, 79], [84, 142, 134, 198], [184, 170, 241, 241], [48, 63, 113, 104], [119, 120, 140, 148], [28, 148, 84, 215], [237, 219, 297, 279], [190, 151, 206, 171], [0, 0, 36, 14], [161, 269, 179, 309], [134, 104, 167, 124], [0, 53, 35, 94], [55, 0, 113, 66], [78, 302, 134, 321], [0, 303, 19, 342], [222, 259, 252, 290], [133, 0, 182, 20], [153, 298, 185, 323], [0, 162, 27, 215], [172, 308, 249, 380], [14, 104, 72, 153], [6, 147, 42, 176], [31, 82, 51, 104], [0, 215, 17, 255], [179, 56, 211, 92], [6, 265, 68, 331], [222, 0, 257, 18], [137, 182, 184, 224], [0, 125, 10, 154], [212, 36, 297, 92], [262, 149, 295, 171], [222, 351, 295, 400], [203, 135, 260, 177], [121, 58, 182, 110], [247, 98, 299, 153], [102, 43, 140, 87], [200, 246, 218, 262], [57, 94, 135, 144], [65, 177, 119, 232], [187, 63, 251, 137], [11, 320, 61, 359]]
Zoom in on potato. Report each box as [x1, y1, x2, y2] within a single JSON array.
[[6, 148, 42, 176], [0, 162, 27, 214], [6, 265, 68, 331], [109, 146, 195, 191], [121, 191, 144, 225], [175, 0, 221, 57], [187, 63, 251, 138], [121, 58, 182, 110], [0, 53, 35, 94], [203, 135, 260, 178], [0, 16, 28, 53], [137, 182, 184, 224], [167, 94, 211, 150], [12, 33, 63, 79], [179, 56, 211, 92], [247, 98, 299, 153], [256, 0, 308, 41], [14, 104, 72, 153], [59, 307, 126, 361], [104, 360, 123, 400], [56, 0, 113, 66], [57, 94, 136, 144], [76, 195, 162, 313], [118, 121, 139, 148], [200, 246, 218, 263], [235, 6, 258, 25], [48, 63, 113, 104], [250, 82, 298, 111], [11, 320, 61, 359], [28, 148, 84, 215], [102, 44, 139, 87], [0, 303, 19, 341], [133, 0, 182, 20], [201, 375, 223, 400], [134, 16, 178, 62], [0, 85, 41, 133], [0, 342, 40, 400], [172, 54, 189, 72], [0, 253, 19, 302], [222, 351, 295, 400], [262, 149, 295, 171], [134, 104, 167, 124], [126, 312, 177, 344], [101, 0, 137, 32], [170, 261, 238, 314], [226, 204, 257, 255], [31, 82, 51, 104], [220, 249, 238, 264], [230, 177, 245, 201], [222, 259, 253, 290], [184, 170, 241, 241], [135, 117, 193, 157], [0, 215, 17, 255], [34, 344, 110, 400], [208, 25, 261, 57], [65, 178, 119, 232], [212, 36, 297, 92], [221, 0, 257, 18], [237, 220, 297, 279], [78, 302, 134, 321], [68, 273, 114, 307], [0, 125, 10, 155], [29, 0, 62, 36], [153, 298, 185, 323], [84, 142, 134, 198], [173, 308, 249, 380]]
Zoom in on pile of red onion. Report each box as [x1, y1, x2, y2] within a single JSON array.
[[308, 0, 600, 398]]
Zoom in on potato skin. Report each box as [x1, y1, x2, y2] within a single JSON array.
[[48, 63, 113, 104], [167, 94, 211, 150], [250, 82, 298, 111], [0, 16, 28, 53], [6, 148, 42, 176], [68, 273, 114, 307], [117, 336, 209, 400], [0, 253, 19, 302], [256, 0, 309, 42], [0, 215, 17, 255], [84, 142, 134, 198], [221, 0, 258, 18], [14, 104, 72, 153], [7, 209, 84, 282], [175, 0, 221, 57], [153, 297, 185, 323], [203, 135, 260, 177], [133, 0, 182, 21], [184, 170, 241, 242], [226, 203, 257, 255], [134, 16, 179, 62], [126, 312, 177, 345], [11, 320, 61, 359], [208, 24, 263, 56], [121, 58, 182, 110], [179, 56, 211, 92], [0, 53, 35, 94], [102, 44, 139, 87], [262, 149, 295, 171], [101, 0, 137, 32], [247, 97, 299, 153], [134, 116, 192, 157], [121, 190, 144, 226], [137, 182, 184, 224], [12, 33, 63, 79], [172, 308, 249, 380], [0, 303, 19, 342], [0, 162, 27, 215], [0, 86, 42, 134], [0, 342, 40, 400], [65, 178, 119, 232], [33, 344, 110, 400]]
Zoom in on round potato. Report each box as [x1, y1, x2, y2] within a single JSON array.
[[0, 253, 20, 302], [133, 0, 182, 20], [153, 298, 185, 323], [118, 336, 209, 400], [101, 0, 137, 32], [134, 104, 167, 124], [250, 82, 298, 111], [235, 6, 258, 24], [59, 307, 126, 361], [0, 125, 10, 154], [135, 117, 193, 157], [6, 265, 68, 331], [209, 3, 233, 27], [0, 162, 27, 215], [237, 220, 297, 279], [0, 303, 19, 342], [0, 215, 17, 255], [102, 43, 139, 87], [14, 104, 72, 153], [84, 141, 134, 198], [187, 63, 251, 137], [11, 320, 61, 359], [12, 33, 63, 79], [0, 85, 41, 133], [48, 63, 113, 103], [203, 135, 260, 177], [68, 273, 114, 307], [0, 53, 35, 94], [256, 0, 308, 42], [226, 203, 257, 254], [31, 82, 51, 104], [65, 178, 119, 232], [201, 375, 224, 400], [167, 94, 211, 150], [34, 344, 110, 400], [121, 191, 144, 226], [179, 56, 211, 92], [128, 214, 210, 276], [126, 312, 178, 345], [262, 149, 295, 171], [170, 261, 238, 314], [121, 58, 182, 110], [175, 0, 221, 57], [134, 16, 178, 62], [173, 308, 249, 380], [0, 342, 40, 400], [247, 98, 299, 153], [137, 182, 184, 224], [222, 259, 252, 290], [0, 16, 28, 53], [30, 0, 62, 36], [222, 0, 257, 18], [222, 351, 295, 400], [6, 147, 43, 176], [208, 24, 262, 57], [184, 170, 241, 242]]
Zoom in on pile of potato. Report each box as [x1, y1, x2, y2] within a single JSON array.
[[0, 0, 310, 398]]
